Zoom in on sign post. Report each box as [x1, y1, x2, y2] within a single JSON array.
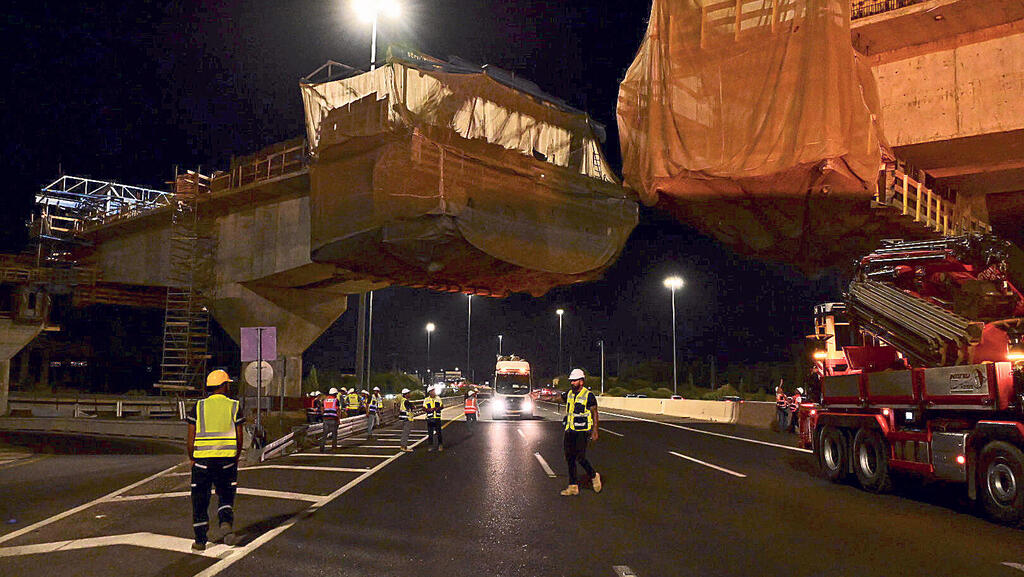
[[241, 327, 277, 431]]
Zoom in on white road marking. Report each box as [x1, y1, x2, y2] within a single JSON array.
[[0, 531, 231, 559], [534, 452, 557, 478], [350, 445, 410, 449], [517, 429, 526, 439], [0, 461, 185, 546], [669, 451, 747, 478], [1003, 562, 1024, 573], [111, 488, 321, 503], [243, 465, 370, 473], [598, 409, 812, 453], [599, 427, 624, 437], [192, 414, 449, 577], [613, 566, 639, 577], [291, 453, 398, 458]]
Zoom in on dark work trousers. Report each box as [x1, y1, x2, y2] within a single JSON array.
[[564, 430, 595, 485], [191, 457, 238, 543], [321, 418, 339, 452], [426, 420, 443, 449]]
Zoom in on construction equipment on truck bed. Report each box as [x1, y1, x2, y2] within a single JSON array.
[[803, 234, 1024, 525]]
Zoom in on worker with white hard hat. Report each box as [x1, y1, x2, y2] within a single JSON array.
[[399, 388, 414, 452], [367, 387, 383, 439], [464, 389, 479, 428], [560, 368, 602, 496], [321, 387, 341, 453]]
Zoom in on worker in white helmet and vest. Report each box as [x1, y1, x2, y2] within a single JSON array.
[[561, 368, 602, 496], [186, 369, 245, 551], [424, 385, 444, 452], [398, 388, 414, 452], [367, 387, 383, 439], [321, 387, 341, 453]]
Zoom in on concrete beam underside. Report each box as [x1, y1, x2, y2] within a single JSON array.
[[0, 320, 45, 416]]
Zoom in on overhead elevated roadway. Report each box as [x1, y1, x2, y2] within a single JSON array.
[[3, 399, 1024, 576]]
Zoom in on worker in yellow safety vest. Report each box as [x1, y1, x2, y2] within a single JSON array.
[[560, 368, 602, 496], [346, 388, 362, 418], [367, 387, 383, 439], [186, 369, 245, 551], [424, 387, 444, 452], [398, 388, 414, 452]]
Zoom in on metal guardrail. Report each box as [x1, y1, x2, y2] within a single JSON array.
[[851, 0, 926, 20], [8, 395, 186, 420]]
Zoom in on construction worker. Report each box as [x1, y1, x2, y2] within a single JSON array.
[[321, 387, 340, 452], [367, 387, 383, 438], [561, 368, 602, 496], [304, 391, 321, 424], [464, 389, 479, 427], [186, 369, 244, 551], [787, 387, 805, 433], [398, 388, 414, 452], [346, 387, 362, 418], [775, 379, 788, 431], [424, 386, 444, 452]]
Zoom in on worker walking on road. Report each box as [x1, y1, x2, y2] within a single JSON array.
[[367, 387, 383, 439], [561, 368, 602, 496], [321, 387, 341, 453], [399, 388, 414, 452], [186, 369, 245, 551], [464, 389, 478, 429], [424, 387, 444, 452]]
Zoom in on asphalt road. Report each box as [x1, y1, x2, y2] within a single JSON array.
[[3, 400, 1024, 576]]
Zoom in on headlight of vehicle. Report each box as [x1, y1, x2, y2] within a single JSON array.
[[493, 398, 506, 411], [522, 398, 534, 410]]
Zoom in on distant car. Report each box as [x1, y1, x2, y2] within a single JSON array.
[[722, 395, 744, 402], [625, 394, 637, 398], [670, 395, 683, 400], [635, 394, 647, 398]]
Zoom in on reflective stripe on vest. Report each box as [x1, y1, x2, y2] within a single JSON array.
[[346, 393, 361, 410], [195, 395, 239, 459], [323, 396, 339, 419], [565, 387, 594, 432], [369, 396, 382, 412], [399, 398, 411, 421], [424, 397, 443, 420], [464, 398, 478, 413]]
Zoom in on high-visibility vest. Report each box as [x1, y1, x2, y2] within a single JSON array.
[[787, 394, 802, 411], [464, 397, 478, 414], [323, 396, 339, 419], [369, 395, 382, 413], [346, 393, 361, 410], [565, 387, 594, 432], [194, 394, 240, 459], [399, 398, 412, 421], [776, 391, 787, 408], [424, 397, 443, 421]]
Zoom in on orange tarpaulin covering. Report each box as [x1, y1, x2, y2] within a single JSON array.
[[618, 0, 888, 268]]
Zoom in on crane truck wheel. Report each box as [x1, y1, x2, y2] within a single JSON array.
[[979, 441, 1024, 526], [818, 426, 849, 483], [852, 427, 894, 493]]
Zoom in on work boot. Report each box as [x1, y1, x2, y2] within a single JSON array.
[[592, 473, 603, 493], [220, 522, 236, 546], [560, 484, 580, 496], [192, 541, 207, 552]]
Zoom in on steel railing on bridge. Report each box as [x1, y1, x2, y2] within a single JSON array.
[[852, 0, 927, 20], [874, 163, 991, 237]]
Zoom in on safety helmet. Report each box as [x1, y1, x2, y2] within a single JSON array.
[[329, 387, 339, 395], [361, 389, 368, 394], [568, 368, 586, 381], [796, 387, 805, 395], [373, 386, 380, 391], [206, 369, 233, 389], [469, 390, 476, 396], [401, 388, 411, 395], [314, 390, 321, 396]]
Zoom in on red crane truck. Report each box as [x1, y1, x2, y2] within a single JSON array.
[[802, 235, 1024, 525]]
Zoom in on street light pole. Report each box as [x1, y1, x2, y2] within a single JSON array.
[[598, 339, 605, 394], [664, 276, 684, 396], [498, 334, 503, 357], [426, 322, 435, 388], [556, 309, 565, 376], [370, 11, 377, 70], [466, 295, 472, 383]]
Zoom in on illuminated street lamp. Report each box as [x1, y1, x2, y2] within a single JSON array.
[[556, 309, 565, 377], [498, 334, 503, 357], [352, 0, 402, 70], [426, 322, 435, 386], [663, 276, 684, 395]]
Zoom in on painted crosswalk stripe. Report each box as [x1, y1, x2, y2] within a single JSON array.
[[111, 487, 322, 503], [534, 452, 557, 478], [669, 451, 747, 478], [0, 531, 232, 559], [242, 465, 370, 473], [292, 453, 398, 458]]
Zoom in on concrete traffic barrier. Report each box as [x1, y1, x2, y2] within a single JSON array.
[[0, 416, 186, 442], [733, 401, 777, 428], [596, 396, 776, 427]]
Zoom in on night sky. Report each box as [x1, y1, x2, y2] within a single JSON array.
[[3, 1, 845, 384]]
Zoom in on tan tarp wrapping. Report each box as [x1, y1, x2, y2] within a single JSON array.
[[301, 55, 637, 295], [618, 0, 887, 266]]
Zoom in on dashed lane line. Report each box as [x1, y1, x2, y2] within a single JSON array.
[[599, 427, 624, 437], [533, 452, 557, 478], [597, 409, 813, 454], [517, 429, 527, 439], [291, 453, 399, 458], [0, 461, 185, 546], [0, 531, 232, 559], [1003, 562, 1024, 573], [613, 566, 640, 577], [669, 451, 747, 478]]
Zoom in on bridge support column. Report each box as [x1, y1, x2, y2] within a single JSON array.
[[0, 320, 45, 416], [208, 283, 349, 399]]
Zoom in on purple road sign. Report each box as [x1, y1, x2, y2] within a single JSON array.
[[241, 326, 277, 362]]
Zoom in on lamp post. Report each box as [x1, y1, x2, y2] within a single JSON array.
[[664, 276, 684, 395], [598, 339, 605, 394], [425, 322, 435, 388], [556, 309, 565, 376], [498, 334, 503, 357], [353, 0, 402, 71], [466, 295, 472, 383]]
